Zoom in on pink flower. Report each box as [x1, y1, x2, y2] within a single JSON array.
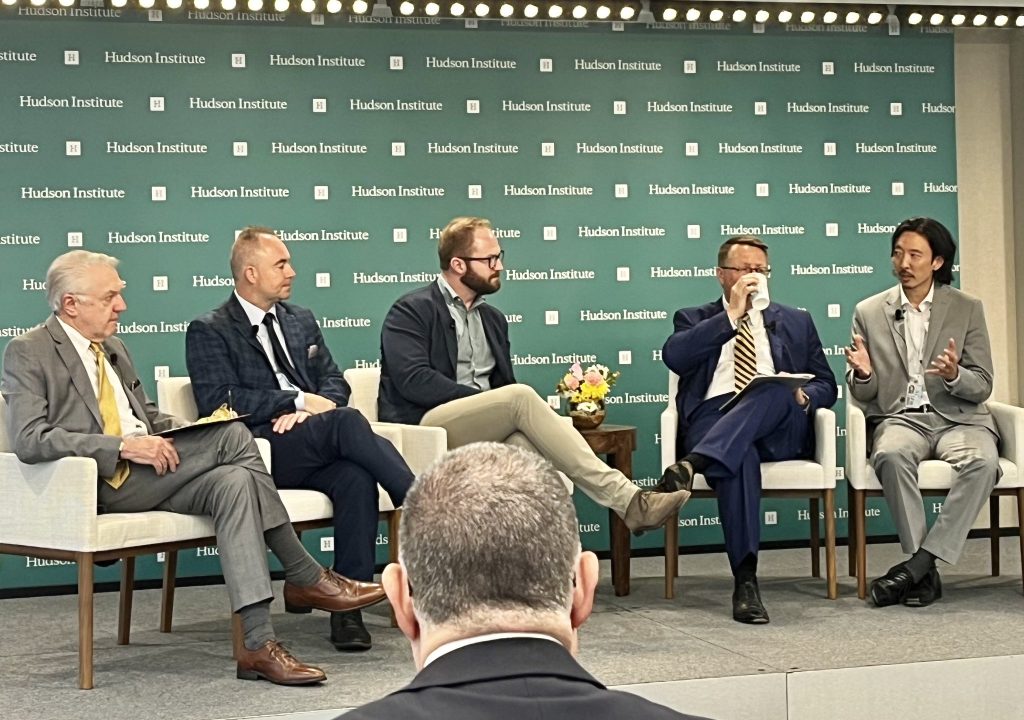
[[584, 370, 603, 386], [562, 373, 580, 391], [570, 362, 584, 380]]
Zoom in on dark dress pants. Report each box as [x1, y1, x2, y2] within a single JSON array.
[[683, 383, 811, 574], [258, 407, 415, 580]]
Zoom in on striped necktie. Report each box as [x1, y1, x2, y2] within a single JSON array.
[[90, 342, 130, 490], [733, 313, 757, 392]]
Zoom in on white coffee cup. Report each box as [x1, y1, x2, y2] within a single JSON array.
[[749, 272, 770, 311]]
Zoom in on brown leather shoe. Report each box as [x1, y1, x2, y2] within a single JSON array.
[[283, 568, 387, 613], [236, 640, 326, 685], [621, 488, 691, 535]]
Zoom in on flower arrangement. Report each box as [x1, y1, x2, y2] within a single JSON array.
[[556, 362, 621, 415]]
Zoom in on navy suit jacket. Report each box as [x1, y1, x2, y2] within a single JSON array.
[[662, 299, 837, 452], [378, 282, 516, 425], [185, 294, 351, 437], [340, 638, 707, 720]]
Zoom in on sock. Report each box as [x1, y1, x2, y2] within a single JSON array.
[[905, 548, 936, 583], [264, 524, 323, 587], [683, 453, 711, 475], [238, 600, 275, 651], [733, 553, 758, 583]]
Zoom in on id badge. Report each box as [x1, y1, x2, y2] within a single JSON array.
[[906, 375, 926, 408]]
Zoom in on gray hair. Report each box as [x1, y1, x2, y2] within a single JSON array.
[[400, 442, 580, 630], [46, 250, 119, 313]]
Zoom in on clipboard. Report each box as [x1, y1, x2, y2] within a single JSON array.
[[719, 374, 814, 413], [154, 414, 250, 437]]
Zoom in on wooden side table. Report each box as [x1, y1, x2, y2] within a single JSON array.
[[578, 424, 638, 597]]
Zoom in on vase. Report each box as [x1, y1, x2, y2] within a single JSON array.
[[568, 399, 606, 430]]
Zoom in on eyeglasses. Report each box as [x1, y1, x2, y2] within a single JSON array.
[[719, 265, 771, 278], [458, 250, 505, 270]]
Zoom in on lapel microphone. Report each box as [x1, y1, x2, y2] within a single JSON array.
[[894, 308, 904, 322], [764, 321, 776, 334], [109, 352, 118, 366]]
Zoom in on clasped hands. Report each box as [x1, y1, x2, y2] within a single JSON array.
[[844, 335, 960, 381]]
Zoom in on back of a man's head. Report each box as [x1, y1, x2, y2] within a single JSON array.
[[400, 442, 579, 632]]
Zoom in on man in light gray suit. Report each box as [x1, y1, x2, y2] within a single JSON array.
[[1, 250, 386, 685], [845, 217, 999, 608]]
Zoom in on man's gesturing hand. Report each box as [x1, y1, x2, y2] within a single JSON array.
[[844, 334, 872, 379]]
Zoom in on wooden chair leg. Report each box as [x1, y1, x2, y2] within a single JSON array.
[[77, 553, 95, 690], [824, 489, 837, 599], [664, 513, 678, 599], [388, 510, 401, 628], [848, 486, 857, 577], [608, 510, 631, 597], [1017, 490, 1024, 593], [117, 557, 135, 645], [854, 491, 867, 600], [809, 498, 821, 578], [160, 551, 178, 633], [989, 496, 1001, 576]]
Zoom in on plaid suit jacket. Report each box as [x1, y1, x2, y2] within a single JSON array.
[[186, 294, 351, 434]]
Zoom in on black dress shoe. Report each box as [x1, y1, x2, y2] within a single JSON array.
[[659, 460, 695, 494], [869, 562, 915, 607], [732, 578, 770, 624], [904, 567, 942, 607], [330, 609, 372, 652]]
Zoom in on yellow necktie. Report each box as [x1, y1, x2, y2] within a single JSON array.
[[90, 342, 130, 490]]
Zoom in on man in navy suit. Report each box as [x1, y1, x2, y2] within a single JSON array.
[[340, 442, 709, 720], [661, 235, 837, 624], [186, 226, 415, 651]]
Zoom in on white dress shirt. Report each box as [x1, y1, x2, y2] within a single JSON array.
[[423, 632, 561, 668], [898, 282, 939, 407], [705, 297, 776, 400], [234, 291, 304, 410], [56, 316, 148, 437]]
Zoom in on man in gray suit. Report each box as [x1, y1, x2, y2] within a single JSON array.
[[845, 217, 999, 607], [1, 250, 386, 685]]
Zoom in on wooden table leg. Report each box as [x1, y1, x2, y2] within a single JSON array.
[[609, 510, 631, 596]]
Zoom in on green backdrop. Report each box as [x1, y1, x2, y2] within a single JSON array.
[[0, 11, 958, 590]]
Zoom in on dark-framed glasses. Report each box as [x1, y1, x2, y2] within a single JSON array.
[[719, 265, 771, 278], [458, 250, 505, 270]]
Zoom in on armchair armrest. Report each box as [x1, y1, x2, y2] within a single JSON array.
[[987, 401, 1024, 469], [845, 403, 869, 488], [813, 408, 837, 488], [0, 453, 100, 551], [369, 421, 447, 475]]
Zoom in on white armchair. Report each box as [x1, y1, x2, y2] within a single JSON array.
[[660, 371, 838, 600], [845, 400, 1024, 599], [0, 395, 227, 689]]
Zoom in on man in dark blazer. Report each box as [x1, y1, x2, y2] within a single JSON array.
[[378, 216, 690, 535], [340, 443, 709, 720], [661, 235, 837, 624], [846, 217, 999, 608], [2, 250, 385, 685], [186, 227, 414, 651]]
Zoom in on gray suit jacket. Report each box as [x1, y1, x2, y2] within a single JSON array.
[[847, 284, 997, 434], [1, 315, 177, 478]]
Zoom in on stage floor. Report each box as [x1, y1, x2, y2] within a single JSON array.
[[1, 537, 1022, 720]]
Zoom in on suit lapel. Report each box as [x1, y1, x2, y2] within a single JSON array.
[[275, 304, 314, 391], [102, 340, 153, 434], [226, 295, 277, 374], [45, 316, 103, 428], [763, 305, 784, 369], [884, 288, 910, 375], [923, 284, 951, 368], [430, 283, 459, 374]]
